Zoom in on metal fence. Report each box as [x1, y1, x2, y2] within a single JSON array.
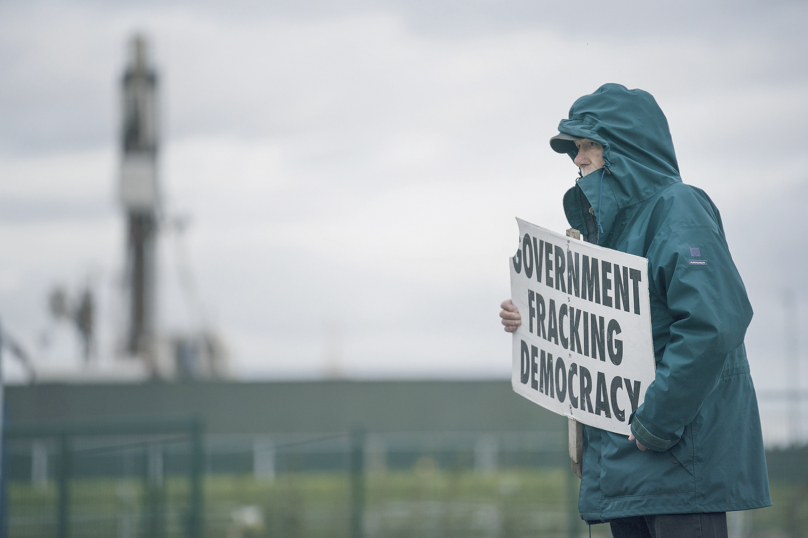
[[3, 417, 204, 538], [4, 421, 587, 538], [4, 419, 808, 538]]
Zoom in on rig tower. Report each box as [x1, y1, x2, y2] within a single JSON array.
[[119, 35, 160, 374]]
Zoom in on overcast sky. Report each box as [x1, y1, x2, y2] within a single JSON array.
[[1, 0, 807, 417]]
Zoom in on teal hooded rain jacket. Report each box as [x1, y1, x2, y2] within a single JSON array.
[[556, 84, 771, 522]]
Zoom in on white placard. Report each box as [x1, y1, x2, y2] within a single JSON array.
[[510, 218, 655, 435]]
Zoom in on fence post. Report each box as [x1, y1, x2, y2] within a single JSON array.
[[188, 418, 204, 538], [58, 432, 70, 538], [566, 462, 580, 538], [145, 441, 166, 538], [350, 426, 365, 538]]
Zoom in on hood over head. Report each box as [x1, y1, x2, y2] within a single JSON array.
[[557, 84, 681, 245]]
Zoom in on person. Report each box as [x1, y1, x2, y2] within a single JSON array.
[[500, 83, 771, 538]]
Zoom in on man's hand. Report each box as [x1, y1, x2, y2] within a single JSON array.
[[500, 299, 521, 332], [628, 434, 647, 452]]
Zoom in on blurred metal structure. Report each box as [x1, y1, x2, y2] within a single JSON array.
[[119, 34, 160, 375], [115, 35, 229, 381], [48, 286, 95, 365], [0, 327, 36, 384]]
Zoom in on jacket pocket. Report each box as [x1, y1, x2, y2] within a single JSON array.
[[599, 430, 695, 498], [670, 423, 695, 478]]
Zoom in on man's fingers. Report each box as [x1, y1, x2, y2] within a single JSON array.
[[628, 434, 646, 451], [500, 299, 521, 332], [500, 310, 521, 329], [499, 300, 521, 319]]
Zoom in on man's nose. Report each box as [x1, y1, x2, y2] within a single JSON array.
[[574, 152, 588, 166]]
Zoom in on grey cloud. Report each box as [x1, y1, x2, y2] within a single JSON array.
[[1, 0, 806, 382], [0, 197, 115, 224]]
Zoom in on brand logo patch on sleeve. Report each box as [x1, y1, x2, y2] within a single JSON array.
[[689, 260, 707, 266], [689, 247, 701, 257]]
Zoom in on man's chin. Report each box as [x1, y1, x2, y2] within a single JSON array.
[[581, 167, 603, 177]]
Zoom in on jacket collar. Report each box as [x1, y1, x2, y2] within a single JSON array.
[[557, 84, 682, 245], [563, 168, 621, 247]]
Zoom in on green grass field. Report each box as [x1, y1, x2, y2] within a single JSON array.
[[7, 466, 804, 538]]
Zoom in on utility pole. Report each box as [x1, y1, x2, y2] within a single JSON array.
[[119, 35, 160, 375], [784, 291, 800, 446], [0, 318, 4, 538]]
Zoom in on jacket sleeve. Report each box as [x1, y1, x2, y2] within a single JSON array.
[[629, 216, 753, 452]]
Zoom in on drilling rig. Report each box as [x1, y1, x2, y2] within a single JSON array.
[[116, 35, 228, 380], [119, 35, 160, 376]]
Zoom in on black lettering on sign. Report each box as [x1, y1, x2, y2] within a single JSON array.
[[520, 340, 529, 384], [540, 351, 554, 398], [624, 378, 642, 412], [591, 314, 605, 362], [555, 245, 566, 293], [528, 290, 535, 335], [614, 264, 630, 312], [545, 242, 554, 289], [522, 234, 534, 279], [583, 312, 590, 357], [568, 363, 579, 409], [569, 308, 583, 354], [601, 261, 613, 308], [607, 319, 623, 366], [536, 292, 546, 339], [610, 376, 625, 422], [513, 246, 522, 274], [558, 304, 569, 350], [533, 237, 543, 284], [629, 268, 642, 315], [582, 255, 600, 304], [580, 366, 593, 413], [555, 357, 567, 403], [547, 299, 559, 346], [567, 250, 580, 298], [530, 346, 539, 391], [595, 372, 611, 418]]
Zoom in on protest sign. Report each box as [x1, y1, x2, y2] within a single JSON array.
[[510, 218, 655, 435]]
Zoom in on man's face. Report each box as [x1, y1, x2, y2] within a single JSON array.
[[573, 139, 604, 177]]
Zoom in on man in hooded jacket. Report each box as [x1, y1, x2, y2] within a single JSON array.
[[500, 84, 771, 538]]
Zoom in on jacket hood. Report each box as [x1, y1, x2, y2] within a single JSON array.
[[560, 84, 681, 245]]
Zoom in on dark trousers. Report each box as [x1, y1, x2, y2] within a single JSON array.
[[609, 513, 728, 538]]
